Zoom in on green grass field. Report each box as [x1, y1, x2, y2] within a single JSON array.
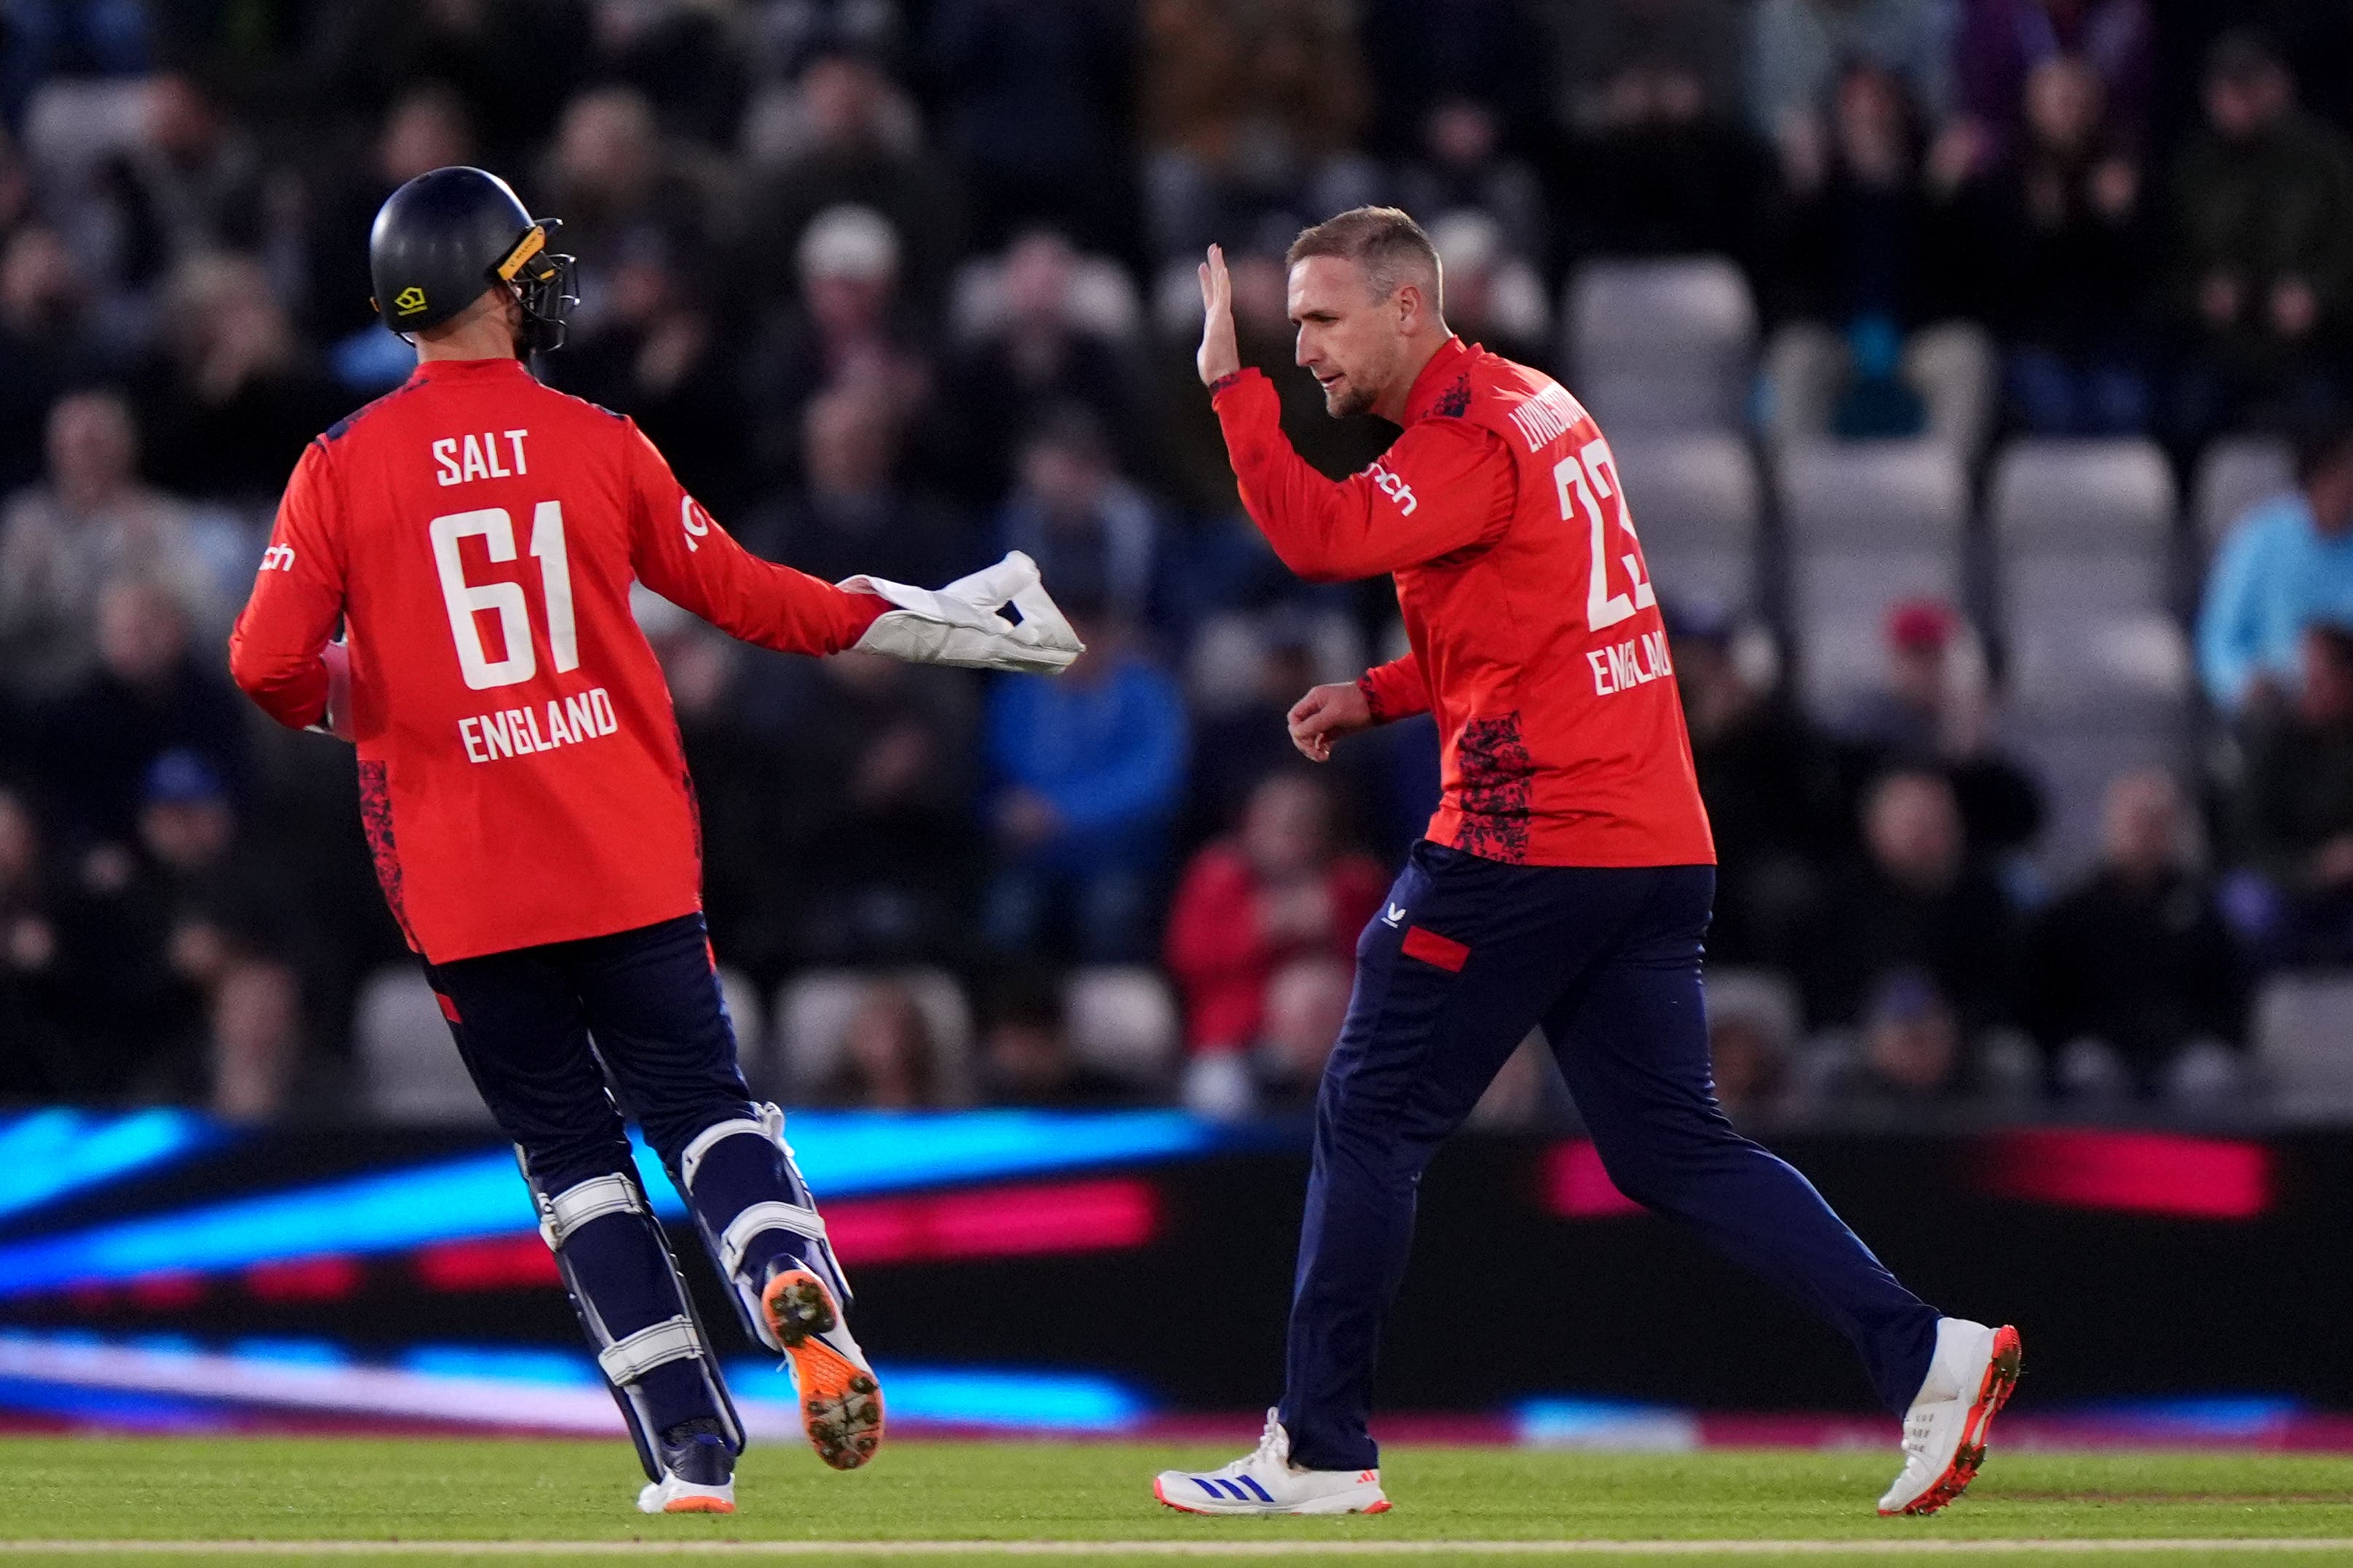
[[1, 1437, 2350, 1565]]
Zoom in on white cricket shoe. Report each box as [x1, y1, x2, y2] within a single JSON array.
[[1878, 1318, 2023, 1516], [634, 1422, 735, 1514], [1154, 1409, 1391, 1516]]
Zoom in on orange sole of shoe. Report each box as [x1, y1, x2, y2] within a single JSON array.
[[761, 1268, 884, 1472], [1881, 1323, 2024, 1518], [658, 1497, 735, 1514]]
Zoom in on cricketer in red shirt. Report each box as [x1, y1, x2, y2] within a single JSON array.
[[227, 357, 890, 964], [1207, 277, 1714, 870], [1156, 217, 1991, 1524]]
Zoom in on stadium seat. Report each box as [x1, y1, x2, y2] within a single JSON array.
[[1564, 257, 1756, 434], [354, 967, 496, 1126], [2193, 434, 2295, 555], [1905, 323, 1998, 457], [2252, 972, 2353, 1113], [1990, 438, 2185, 714], [1606, 432, 1762, 615], [1064, 966, 1181, 1088], [1778, 440, 1968, 711], [1986, 440, 2190, 875], [1762, 321, 1996, 458], [774, 968, 975, 1104]]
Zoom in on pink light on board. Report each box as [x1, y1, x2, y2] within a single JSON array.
[[1541, 1141, 1645, 1219], [246, 1255, 361, 1303], [1979, 1131, 2274, 1220], [827, 1178, 1161, 1266], [408, 1178, 1162, 1292], [412, 1235, 560, 1292], [126, 1271, 206, 1309]]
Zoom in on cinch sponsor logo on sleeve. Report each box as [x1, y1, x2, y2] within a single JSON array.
[[1367, 461, 1417, 516], [459, 688, 619, 763], [1587, 628, 1674, 697]]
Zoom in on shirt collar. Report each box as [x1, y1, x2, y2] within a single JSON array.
[[410, 355, 532, 383], [1400, 335, 1474, 424]]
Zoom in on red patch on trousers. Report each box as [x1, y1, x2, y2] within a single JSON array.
[[435, 991, 462, 1023], [1401, 926, 1470, 972]]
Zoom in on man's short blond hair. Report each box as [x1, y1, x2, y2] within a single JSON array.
[[1286, 206, 1442, 311]]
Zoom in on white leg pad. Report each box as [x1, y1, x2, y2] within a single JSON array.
[[677, 1103, 850, 1351], [596, 1315, 707, 1385], [679, 1115, 779, 1193], [719, 1201, 828, 1280], [540, 1173, 643, 1250], [516, 1149, 747, 1476]]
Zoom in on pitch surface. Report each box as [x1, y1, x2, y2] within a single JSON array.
[[0, 1439, 2349, 1564]]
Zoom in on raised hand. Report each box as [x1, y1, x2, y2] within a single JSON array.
[[1197, 243, 1240, 388]]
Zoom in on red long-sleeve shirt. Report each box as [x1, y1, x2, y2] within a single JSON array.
[[227, 354, 884, 962], [1213, 338, 1714, 866]]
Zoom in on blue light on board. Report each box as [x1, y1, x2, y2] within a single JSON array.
[[0, 1110, 1225, 1295], [401, 1345, 601, 1386], [0, 1376, 225, 1431], [0, 1109, 209, 1226], [1513, 1397, 1700, 1451], [0, 1327, 1151, 1434], [2064, 1396, 2302, 1435], [726, 1361, 1147, 1432], [0, 1150, 537, 1298]]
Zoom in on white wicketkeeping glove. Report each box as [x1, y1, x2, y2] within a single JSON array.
[[839, 550, 1085, 674]]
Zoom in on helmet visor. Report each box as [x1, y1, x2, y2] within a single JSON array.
[[493, 221, 578, 353]]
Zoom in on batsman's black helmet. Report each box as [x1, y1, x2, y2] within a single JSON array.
[[369, 166, 577, 352]]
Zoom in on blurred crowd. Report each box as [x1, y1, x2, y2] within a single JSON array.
[[0, 0, 2349, 1128]]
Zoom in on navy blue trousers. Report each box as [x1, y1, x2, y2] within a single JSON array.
[[422, 912, 757, 1193], [422, 912, 783, 1438], [1280, 845, 1941, 1471]]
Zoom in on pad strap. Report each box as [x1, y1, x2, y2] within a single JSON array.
[[719, 1201, 828, 1280], [542, 1174, 642, 1249], [596, 1315, 704, 1384], [679, 1117, 771, 1193]]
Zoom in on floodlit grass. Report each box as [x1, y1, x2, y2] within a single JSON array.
[[0, 1437, 2350, 1564]]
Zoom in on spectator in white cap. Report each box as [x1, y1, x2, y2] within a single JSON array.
[[747, 203, 936, 486]]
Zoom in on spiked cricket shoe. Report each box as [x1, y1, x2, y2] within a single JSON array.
[[1878, 1319, 2023, 1516], [635, 1419, 735, 1514], [1154, 1409, 1391, 1516], [762, 1265, 884, 1470]]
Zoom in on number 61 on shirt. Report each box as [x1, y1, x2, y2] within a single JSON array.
[[429, 501, 580, 690]]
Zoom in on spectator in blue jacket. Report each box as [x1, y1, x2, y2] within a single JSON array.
[[984, 597, 1189, 962], [2198, 420, 2353, 716]]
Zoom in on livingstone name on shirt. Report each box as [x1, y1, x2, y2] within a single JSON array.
[[459, 688, 620, 763]]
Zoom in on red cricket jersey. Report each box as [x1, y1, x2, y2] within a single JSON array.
[[1213, 337, 1715, 867], [228, 355, 884, 963]]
